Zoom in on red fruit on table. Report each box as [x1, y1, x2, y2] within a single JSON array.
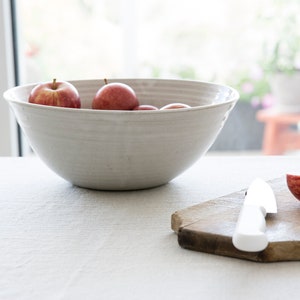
[[28, 79, 81, 108], [92, 79, 139, 110], [286, 174, 300, 201]]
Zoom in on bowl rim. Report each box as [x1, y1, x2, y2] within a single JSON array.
[[3, 78, 239, 114]]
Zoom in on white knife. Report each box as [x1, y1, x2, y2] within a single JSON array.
[[232, 178, 277, 252]]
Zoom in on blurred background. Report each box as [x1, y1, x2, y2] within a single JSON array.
[[1, 0, 300, 156]]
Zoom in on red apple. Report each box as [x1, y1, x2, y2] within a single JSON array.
[[160, 103, 191, 110], [92, 80, 139, 110], [286, 174, 300, 201], [29, 79, 81, 108], [133, 104, 158, 110]]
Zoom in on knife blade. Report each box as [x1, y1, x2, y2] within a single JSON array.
[[232, 178, 277, 252]]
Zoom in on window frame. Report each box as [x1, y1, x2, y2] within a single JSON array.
[[0, 0, 20, 156]]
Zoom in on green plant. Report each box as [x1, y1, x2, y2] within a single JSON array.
[[259, 0, 300, 74], [232, 0, 300, 107]]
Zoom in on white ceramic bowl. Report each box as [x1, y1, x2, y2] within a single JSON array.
[[4, 79, 239, 190]]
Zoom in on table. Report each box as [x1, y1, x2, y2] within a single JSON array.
[[1, 156, 300, 300], [256, 109, 300, 155]]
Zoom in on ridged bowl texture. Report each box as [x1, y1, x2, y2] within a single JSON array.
[[4, 79, 239, 190]]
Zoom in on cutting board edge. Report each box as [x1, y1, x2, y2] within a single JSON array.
[[178, 226, 300, 263]]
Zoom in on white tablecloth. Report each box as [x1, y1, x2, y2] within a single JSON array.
[[1, 156, 300, 299]]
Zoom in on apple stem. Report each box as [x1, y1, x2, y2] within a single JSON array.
[[104, 78, 108, 85], [52, 78, 57, 90]]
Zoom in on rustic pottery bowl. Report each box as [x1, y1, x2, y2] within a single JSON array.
[[4, 79, 239, 190]]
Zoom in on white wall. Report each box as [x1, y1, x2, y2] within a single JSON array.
[[0, 0, 18, 156]]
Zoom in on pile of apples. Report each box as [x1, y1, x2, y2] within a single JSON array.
[[28, 79, 191, 110]]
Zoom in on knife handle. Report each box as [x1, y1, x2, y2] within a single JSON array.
[[232, 204, 268, 252]]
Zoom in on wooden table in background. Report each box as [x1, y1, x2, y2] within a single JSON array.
[[256, 109, 300, 155]]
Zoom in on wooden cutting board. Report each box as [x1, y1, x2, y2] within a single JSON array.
[[171, 177, 300, 262]]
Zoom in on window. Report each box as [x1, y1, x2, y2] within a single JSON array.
[[17, 0, 272, 83]]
